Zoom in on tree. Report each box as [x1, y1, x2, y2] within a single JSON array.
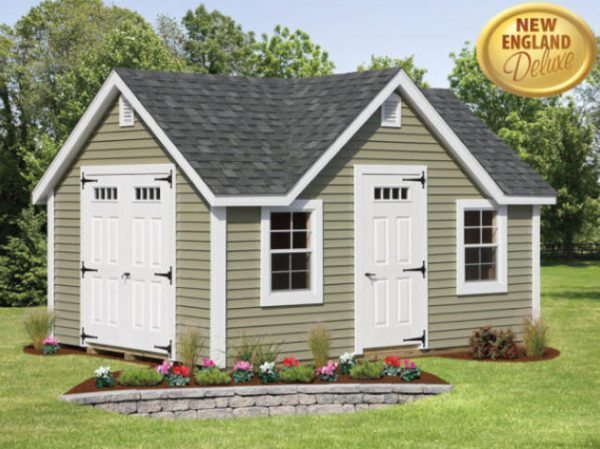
[[254, 25, 334, 78], [358, 55, 429, 87], [578, 37, 600, 131], [449, 44, 557, 133], [499, 104, 600, 253], [179, 4, 256, 75]]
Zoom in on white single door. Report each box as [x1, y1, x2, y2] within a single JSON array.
[[357, 166, 428, 349], [81, 165, 175, 355]]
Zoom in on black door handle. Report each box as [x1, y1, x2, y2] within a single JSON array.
[[365, 272, 376, 280]]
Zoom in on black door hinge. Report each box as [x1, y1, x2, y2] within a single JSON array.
[[154, 170, 173, 188], [154, 266, 173, 284], [403, 330, 426, 347], [403, 260, 427, 278], [154, 339, 172, 358], [403, 171, 426, 188], [80, 172, 98, 189], [80, 261, 99, 278], [80, 327, 98, 345]]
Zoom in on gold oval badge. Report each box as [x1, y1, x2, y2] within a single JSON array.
[[477, 3, 596, 97]]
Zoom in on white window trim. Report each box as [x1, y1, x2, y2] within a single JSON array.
[[380, 92, 401, 127], [260, 199, 323, 307], [119, 95, 135, 127], [456, 199, 507, 296]]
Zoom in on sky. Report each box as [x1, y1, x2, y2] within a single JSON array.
[[0, 0, 598, 87]]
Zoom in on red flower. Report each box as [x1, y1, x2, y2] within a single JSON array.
[[385, 355, 401, 367], [173, 365, 190, 377], [283, 357, 300, 368]]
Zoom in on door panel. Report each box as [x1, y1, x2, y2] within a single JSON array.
[[358, 167, 427, 349], [81, 165, 175, 354]]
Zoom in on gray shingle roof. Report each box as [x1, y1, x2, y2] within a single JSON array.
[[422, 88, 556, 197], [115, 68, 554, 198]]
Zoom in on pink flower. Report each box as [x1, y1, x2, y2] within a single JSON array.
[[43, 336, 59, 346], [233, 360, 252, 372], [317, 360, 337, 376], [202, 357, 216, 368], [156, 360, 172, 375]]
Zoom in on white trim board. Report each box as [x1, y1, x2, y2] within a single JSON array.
[[210, 207, 227, 368], [47, 191, 55, 315], [531, 205, 541, 319], [32, 69, 555, 207]]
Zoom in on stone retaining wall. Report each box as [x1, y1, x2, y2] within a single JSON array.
[[60, 384, 452, 419]]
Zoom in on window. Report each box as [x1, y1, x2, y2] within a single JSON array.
[[94, 187, 118, 201], [457, 200, 507, 295], [260, 199, 323, 306], [374, 186, 409, 201], [135, 187, 161, 201], [381, 93, 401, 127], [119, 95, 134, 127]]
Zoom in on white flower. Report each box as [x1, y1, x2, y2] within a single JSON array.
[[95, 366, 111, 378], [259, 361, 275, 374], [339, 352, 356, 364]]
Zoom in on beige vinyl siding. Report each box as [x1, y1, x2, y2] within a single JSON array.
[[53, 100, 210, 355], [226, 98, 532, 358]]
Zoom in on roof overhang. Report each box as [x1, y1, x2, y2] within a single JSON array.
[[33, 70, 556, 207]]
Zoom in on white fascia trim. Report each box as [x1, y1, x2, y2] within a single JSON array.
[[32, 71, 217, 206], [210, 207, 227, 368], [456, 199, 508, 296], [47, 191, 55, 315], [260, 199, 323, 307], [531, 205, 541, 319]]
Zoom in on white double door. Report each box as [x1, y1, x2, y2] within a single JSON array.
[[80, 165, 175, 354], [357, 166, 428, 349]]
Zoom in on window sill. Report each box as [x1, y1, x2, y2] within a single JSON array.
[[260, 291, 323, 307], [457, 281, 507, 296]]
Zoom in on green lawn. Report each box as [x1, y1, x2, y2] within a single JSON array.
[[1, 263, 599, 449]]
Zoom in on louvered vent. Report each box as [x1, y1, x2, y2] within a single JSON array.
[[381, 93, 401, 127], [119, 95, 135, 127]]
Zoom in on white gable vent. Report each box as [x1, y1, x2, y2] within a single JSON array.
[[381, 93, 401, 127], [119, 95, 135, 127]]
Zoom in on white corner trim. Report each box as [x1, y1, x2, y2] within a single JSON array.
[[260, 199, 323, 307], [210, 207, 227, 368], [456, 199, 508, 296], [47, 191, 55, 314], [532, 205, 541, 319]]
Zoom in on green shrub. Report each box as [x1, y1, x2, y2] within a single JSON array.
[[307, 325, 330, 368], [117, 367, 163, 386], [523, 317, 549, 356], [195, 368, 231, 386], [350, 361, 384, 380], [178, 328, 204, 369], [469, 326, 519, 360], [279, 365, 314, 383], [22, 309, 53, 351]]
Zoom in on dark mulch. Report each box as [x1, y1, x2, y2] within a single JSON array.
[[65, 369, 448, 395], [23, 345, 155, 365], [436, 346, 560, 363]]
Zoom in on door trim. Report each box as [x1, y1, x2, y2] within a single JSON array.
[[79, 163, 177, 356], [353, 164, 428, 354]]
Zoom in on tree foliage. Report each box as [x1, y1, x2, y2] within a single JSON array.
[[254, 25, 334, 78], [358, 55, 428, 87]]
